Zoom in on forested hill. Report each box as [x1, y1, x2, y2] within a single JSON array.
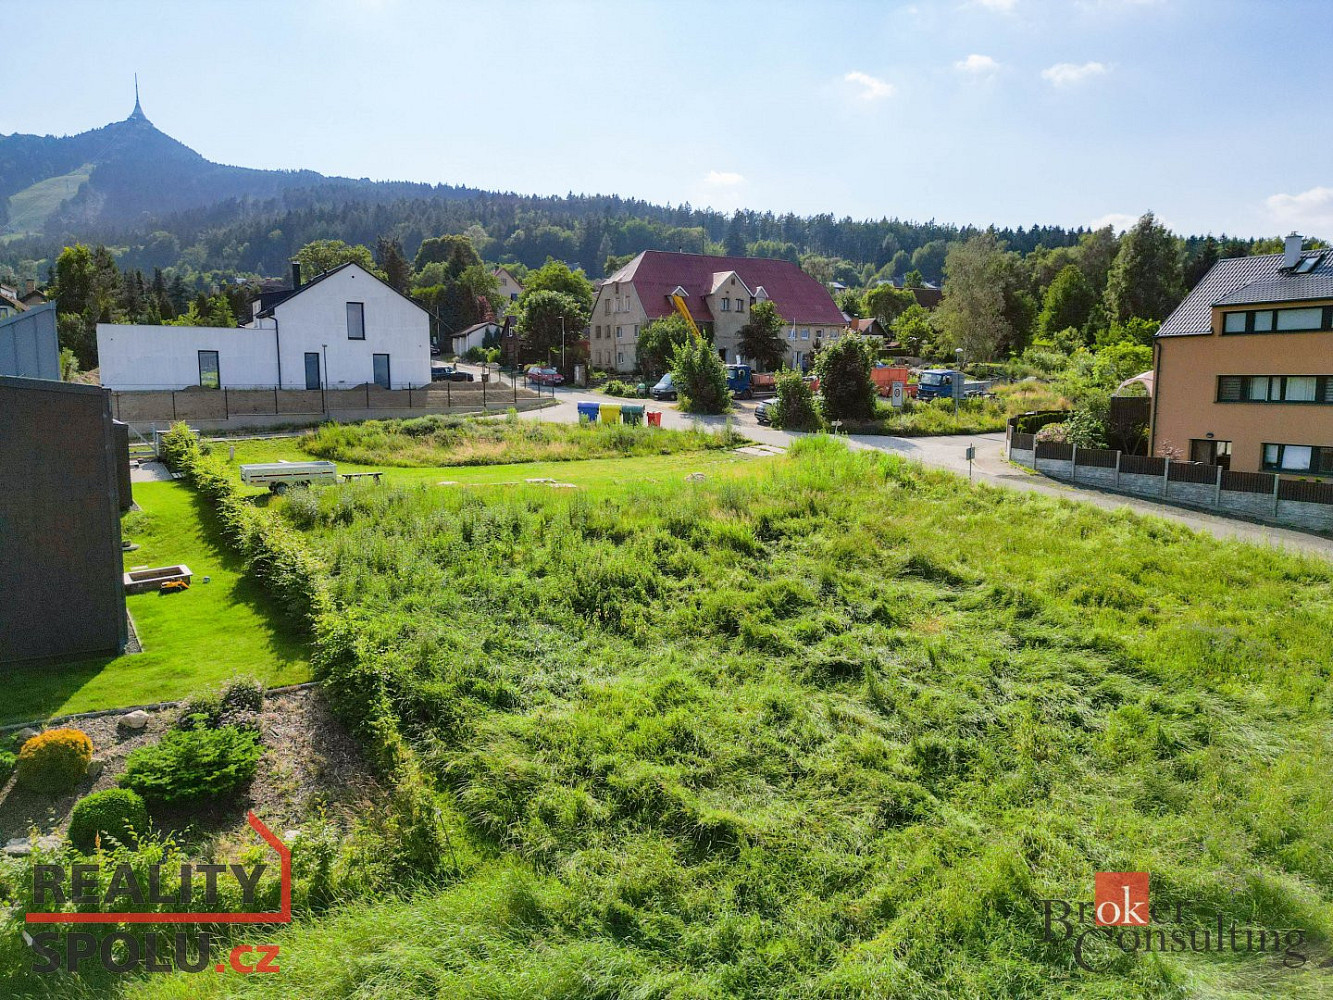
[[1, 105, 1102, 282]]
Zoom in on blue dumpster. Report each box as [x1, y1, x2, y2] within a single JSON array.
[[621, 404, 645, 425], [577, 401, 600, 423]]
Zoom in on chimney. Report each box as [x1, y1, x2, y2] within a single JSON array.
[[290, 260, 302, 290], [1284, 232, 1303, 269]]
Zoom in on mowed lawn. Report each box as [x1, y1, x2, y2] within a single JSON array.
[[2, 481, 310, 724]]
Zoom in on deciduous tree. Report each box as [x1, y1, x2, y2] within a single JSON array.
[[737, 300, 787, 372], [814, 335, 877, 421]]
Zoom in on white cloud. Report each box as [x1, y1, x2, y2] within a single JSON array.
[[1266, 187, 1333, 231], [973, 0, 1017, 10], [844, 70, 895, 101], [1042, 61, 1109, 86], [1090, 213, 1142, 233], [955, 54, 1000, 74], [704, 170, 745, 187]]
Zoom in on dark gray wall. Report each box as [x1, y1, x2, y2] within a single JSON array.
[[112, 420, 133, 512], [0, 376, 127, 663], [0, 303, 59, 380]]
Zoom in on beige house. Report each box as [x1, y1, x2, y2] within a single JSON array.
[[1152, 234, 1333, 477], [588, 251, 845, 373], [494, 267, 524, 305]]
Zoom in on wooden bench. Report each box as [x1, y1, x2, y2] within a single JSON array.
[[341, 472, 384, 483]]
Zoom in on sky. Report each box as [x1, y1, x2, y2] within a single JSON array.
[[4, 0, 1332, 239]]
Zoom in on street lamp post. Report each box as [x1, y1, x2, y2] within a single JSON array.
[[954, 347, 964, 416], [560, 316, 567, 375]]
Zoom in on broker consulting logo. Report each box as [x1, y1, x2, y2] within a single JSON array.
[[24, 811, 290, 976], [1039, 871, 1308, 972]]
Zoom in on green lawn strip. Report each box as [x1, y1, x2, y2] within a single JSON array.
[[128, 438, 1333, 999], [1, 481, 309, 725]]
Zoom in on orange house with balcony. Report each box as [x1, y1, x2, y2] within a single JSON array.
[[1151, 234, 1333, 478]]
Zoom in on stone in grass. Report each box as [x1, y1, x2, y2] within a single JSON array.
[[14, 727, 40, 745], [4, 835, 59, 857], [686, 472, 707, 482], [86, 758, 106, 780], [118, 710, 150, 731]]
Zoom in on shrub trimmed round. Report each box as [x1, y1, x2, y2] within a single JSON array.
[[68, 789, 148, 853], [118, 726, 262, 806], [17, 728, 94, 794]]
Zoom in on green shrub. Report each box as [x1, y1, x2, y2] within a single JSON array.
[[220, 675, 265, 713], [0, 749, 15, 783], [768, 369, 821, 431], [156, 421, 202, 472], [174, 692, 223, 731], [119, 726, 261, 806], [814, 336, 877, 421], [68, 789, 148, 852], [601, 380, 638, 398], [671, 334, 732, 414], [17, 728, 93, 793]]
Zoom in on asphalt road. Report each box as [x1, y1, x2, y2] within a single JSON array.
[[503, 371, 1333, 561]]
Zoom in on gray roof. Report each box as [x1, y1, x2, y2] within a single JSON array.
[[1158, 251, 1333, 337]]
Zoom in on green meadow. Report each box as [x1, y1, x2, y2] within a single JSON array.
[[131, 435, 1333, 999]]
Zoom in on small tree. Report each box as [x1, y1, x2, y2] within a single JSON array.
[[636, 315, 691, 380], [864, 284, 916, 327], [769, 369, 820, 431], [295, 239, 383, 280], [671, 334, 732, 414], [814, 336, 877, 422], [737, 300, 787, 371]]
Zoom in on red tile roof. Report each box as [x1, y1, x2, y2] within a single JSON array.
[[606, 251, 844, 327]]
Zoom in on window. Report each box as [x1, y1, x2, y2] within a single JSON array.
[[633, 325, 639, 338], [197, 350, 220, 389], [510, 292, 518, 302], [788, 328, 797, 340], [1189, 439, 1231, 468], [1262, 443, 1333, 475], [594, 325, 601, 339], [801, 328, 810, 340], [736, 298, 743, 313], [1223, 306, 1329, 334], [605, 299, 611, 316], [617, 352, 624, 365], [1218, 375, 1333, 403], [304, 352, 321, 391], [1277, 307, 1322, 331], [720, 297, 730, 312], [346, 302, 365, 340], [372, 353, 391, 389], [616, 326, 623, 339]]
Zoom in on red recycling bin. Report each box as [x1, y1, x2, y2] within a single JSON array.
[[647, 410, 662, 427]]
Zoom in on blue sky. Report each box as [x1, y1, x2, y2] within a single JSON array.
[[6, 0, 1332, 238]]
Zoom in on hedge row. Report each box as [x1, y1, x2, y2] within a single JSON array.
[[171, 427, 456, 877]]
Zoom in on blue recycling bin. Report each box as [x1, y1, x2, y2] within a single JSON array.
[[577, 401, 600, 423]]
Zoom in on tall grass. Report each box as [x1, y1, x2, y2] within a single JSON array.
[[135, 437, 1333, 999], [299, 414, 740, 467]]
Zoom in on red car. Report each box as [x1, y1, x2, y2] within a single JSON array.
[[527, 367, 565, 386]]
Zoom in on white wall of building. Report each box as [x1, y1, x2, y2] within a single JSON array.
[[96, 324, 280, 390], [96, 264, 431, 391], [269, 265, 429, 389]]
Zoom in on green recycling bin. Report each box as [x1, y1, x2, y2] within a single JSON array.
[[621, 404, 645, 425]]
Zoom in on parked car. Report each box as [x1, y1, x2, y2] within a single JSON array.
[[527, 367, 565, 386], [651, 373, 677, 400], [431, 362, 474, 382], [755, 397, 774, 426]]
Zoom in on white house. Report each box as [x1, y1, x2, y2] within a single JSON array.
[[97, 263, 431, 391], [450, 320, 502, 357]]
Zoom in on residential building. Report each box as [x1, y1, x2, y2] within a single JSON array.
[[494, 266, 524, 303], [451, 319, 503, 356], [0, 284, 28, 320], [1151, 234, 1333, 477], [97, 262, 430, 391], [589, 250, 844, 373]]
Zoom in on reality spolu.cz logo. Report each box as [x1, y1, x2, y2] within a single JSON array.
[[1039, 872, 1308, 972], [23, 812, 290, 976]]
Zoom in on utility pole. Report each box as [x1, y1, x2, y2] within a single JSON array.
[[560, 316, 567, 374]]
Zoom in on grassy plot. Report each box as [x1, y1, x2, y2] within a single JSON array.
[[1, 481, 309, 724], [847, 381, 1070, 436], [275, 412, 743, 468], [140, 437, 1333, 999]]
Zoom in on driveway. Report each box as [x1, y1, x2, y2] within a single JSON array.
[[512, 376, 1333, 560]]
